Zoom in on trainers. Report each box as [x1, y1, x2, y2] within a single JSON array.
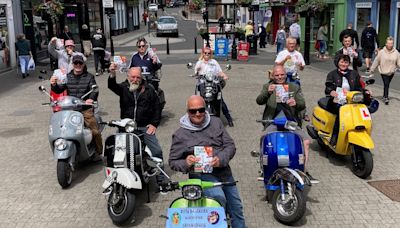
[[365, 68, 370, 73], [306, 172, 320, 184], [91, 153, 103, 162], [95, 72, 99, 76], [303, 114, 311, 122], [228, 121, 234, 127], [385, 97, 389, 105]]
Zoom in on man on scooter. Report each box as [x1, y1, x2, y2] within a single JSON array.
[[256, 65, 318, 183], [50, 55, 103, 159], [108, 64, 166, 185], [169, 95, 246, 228], [325, 54, 371, 146]]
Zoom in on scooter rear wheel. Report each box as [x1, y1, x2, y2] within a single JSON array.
[[272, 187, 306, 224], [351, 145, 373, 179], [57, 160, 72, 188], [108, 185, 136, 225]]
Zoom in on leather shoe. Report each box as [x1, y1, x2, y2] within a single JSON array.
[[228, 121, 234, 127]]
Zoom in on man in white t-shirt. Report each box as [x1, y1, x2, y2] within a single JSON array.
[[275, 36, 309, 121]]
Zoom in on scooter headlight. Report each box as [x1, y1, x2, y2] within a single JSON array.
[[205, 73, 214, 81], [125, 120, 137, 133], [352, 93, 364, 103], [54, 138, 67, 150], [181, 185, 202, 200]]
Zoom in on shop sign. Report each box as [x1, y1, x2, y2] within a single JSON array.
[[355, 2, 372, 8], [103, 0, 114, 8], [0, 5, 5, 26], [237, 41, 249, 61], [214, 38, 229, 58], [127, 0, 139, 7]]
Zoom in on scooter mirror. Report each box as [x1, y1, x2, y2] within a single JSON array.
[[366, 79, 375, 85], [284, 121, 298, 131], [186, 62, 193, 69]]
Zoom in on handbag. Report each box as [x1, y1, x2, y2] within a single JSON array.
[[314, 40, 320, 50], [28, 57, 35, 71]]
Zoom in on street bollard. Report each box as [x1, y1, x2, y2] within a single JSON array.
[[194, 37, 198, 54], [166, 38, 170, 55]]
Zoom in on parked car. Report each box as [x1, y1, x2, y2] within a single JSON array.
[[173, 0, 184, 7], [156, 16, 179, 37], [148, 3, 158, 11]]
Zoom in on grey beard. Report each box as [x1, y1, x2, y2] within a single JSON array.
[[129, 83, 140, 92]]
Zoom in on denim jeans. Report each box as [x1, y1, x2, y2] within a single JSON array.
[[276, 42, 285, 54], [318, 40, 327, 54], [137, 127, 163, 159], [19, 55, 30, 74], [93, 50, 105, 73], [221, 99, 232, 122], [286, 72, 300, 86], [197, 174, 246, 228]]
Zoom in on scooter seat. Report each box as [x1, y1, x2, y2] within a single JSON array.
[[318, 97, 332, 111]]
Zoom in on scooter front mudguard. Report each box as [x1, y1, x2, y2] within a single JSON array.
[[266, 168, 305, 191], [348, 131, 374, 150], [102, 167, 142, 190], [53, 141, 76, 160]]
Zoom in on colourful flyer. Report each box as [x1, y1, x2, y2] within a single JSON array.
[[194, 146, 213, 173]]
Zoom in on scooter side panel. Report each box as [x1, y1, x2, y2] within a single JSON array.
[[312, 106, 336, 134], [262, 132, 304, 186]]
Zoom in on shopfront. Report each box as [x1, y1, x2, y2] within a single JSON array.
[[0, 4, 10, 69]]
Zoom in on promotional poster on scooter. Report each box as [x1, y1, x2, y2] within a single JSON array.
[[194, 146, 213, 173], [166, 207, 227, 228]]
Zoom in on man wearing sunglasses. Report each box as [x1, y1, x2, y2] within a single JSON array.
[[169, 95, 246, 228], [50, 55, 103, 159]]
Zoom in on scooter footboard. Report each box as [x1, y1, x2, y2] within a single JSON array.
[[103, 168, 142, 190]]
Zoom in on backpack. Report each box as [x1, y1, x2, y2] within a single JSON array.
[[277, 31, 285, 43]]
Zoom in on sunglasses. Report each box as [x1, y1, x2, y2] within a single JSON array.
[[188, 107, 206, 114], [204, 52, 211, 55], [137, 45, 146, 48], [73, 62, 83, 65]]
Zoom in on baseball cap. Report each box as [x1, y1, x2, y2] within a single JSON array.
[[72, 55, 85, 64], [65, 40, 75, 47]]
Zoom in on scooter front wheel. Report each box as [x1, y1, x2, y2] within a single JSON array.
[[272, 187, 306, 224], [57, 159, 72, 188], [107, 185, 136, 225], [351, 145, 373, 179]]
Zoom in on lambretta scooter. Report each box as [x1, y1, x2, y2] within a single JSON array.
[[39, 85, 102, 188], [306, 78, 379, 179], [186, 63, 231, 117], [251, 113, 312, 224], [101, 118, 167, 225], [160, 178, 237, 227]]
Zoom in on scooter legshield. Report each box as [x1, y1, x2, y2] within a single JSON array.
[[169, 197, 222, 208], [261, 131, 305, 186], [348, 131, 374, 150]]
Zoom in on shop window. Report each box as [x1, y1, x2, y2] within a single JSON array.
[[355, 8, 371, 40]]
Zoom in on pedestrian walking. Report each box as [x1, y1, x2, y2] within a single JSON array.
[[275, 25, 286, 54], [91, 28, 107, 76], [317, 23, 328, 59], [361, 21, 379, 73], [289, 18, 301, 51], [143, 11, 148, 26], [335, 34, 362, 71], [245, 20, 254, 42], [339, 23, 359, 48], [60, 26, 74, 44], [265, 22, 272, 45], [218, 16, 225, 33], [370, 36, 400, 105], [15, 33, 32, 79], [202, 9, 208, 24], [258, 24, 266, 48], [81, 24, 92, 57]]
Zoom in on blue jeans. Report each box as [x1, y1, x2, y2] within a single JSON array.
[[221, 99, 232, 122], [197, 174, 246, 228], [318, 40, 326, 54], [137, 127, 163, 159], [276, 42, 285, 54], [286, 72, 300, 86], [19, 55, 30, 74]]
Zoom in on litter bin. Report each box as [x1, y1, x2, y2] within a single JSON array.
[[247, 35, 258, 55]]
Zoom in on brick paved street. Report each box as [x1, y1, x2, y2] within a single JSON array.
[[1, 46, 400, 227]]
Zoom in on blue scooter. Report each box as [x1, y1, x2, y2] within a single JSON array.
[[251, 112, 313, 224]]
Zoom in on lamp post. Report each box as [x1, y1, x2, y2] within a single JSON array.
[[103, 0, 115, 56]]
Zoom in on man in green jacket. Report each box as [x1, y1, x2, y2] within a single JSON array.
[[256, 65, 318, 183]]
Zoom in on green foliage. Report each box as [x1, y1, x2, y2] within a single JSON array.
[[189, 0, 203, 10], [234, 27, 245, 34], [34, 0, 64, 22], [295, 0, 327, 13]]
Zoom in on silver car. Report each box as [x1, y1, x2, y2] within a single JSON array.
[[156, 16, 179, 37]]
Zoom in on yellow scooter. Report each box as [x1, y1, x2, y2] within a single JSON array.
[[306, 87, 379, 179]]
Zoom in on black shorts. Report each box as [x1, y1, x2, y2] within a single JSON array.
[[363, 49, 374, 58], [296, 38, 300, 45]]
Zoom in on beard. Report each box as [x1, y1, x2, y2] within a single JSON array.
[[129, 82, 140, 92]]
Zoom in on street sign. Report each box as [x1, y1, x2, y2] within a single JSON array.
[[103, 0, 114, 8], [214, 38, 229, 58]]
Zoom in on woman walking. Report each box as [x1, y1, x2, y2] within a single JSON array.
[[317, 23, 328, 59], [15, 33, 32, 79], [370, 36, 400, 105]]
